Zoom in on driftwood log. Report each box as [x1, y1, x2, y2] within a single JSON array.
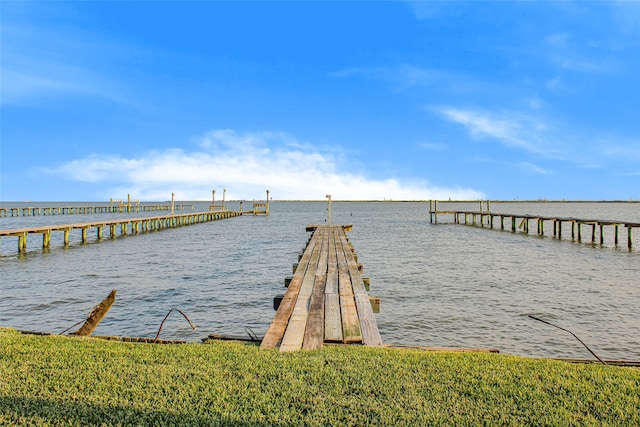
[[73, 290, 117, 336]]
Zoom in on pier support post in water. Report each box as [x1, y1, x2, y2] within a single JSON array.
[[222, 189, 226, 211], [18, 233, 26, 253], [74, 290, 117, 336], [628, 225, 633, 250]]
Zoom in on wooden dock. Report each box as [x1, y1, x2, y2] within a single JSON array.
[[261, 224, 382, 352], [428, 201, 639, 250], [0, 203, 193, 217], [0, 210, 240, 253]]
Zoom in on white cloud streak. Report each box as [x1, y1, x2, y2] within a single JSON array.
[[43, 130, 484, 201], [519, 162, 551, 175], [435, 107, 565, 158]]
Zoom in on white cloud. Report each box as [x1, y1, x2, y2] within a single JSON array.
[[43, 130, 484, 201], [436, 107, 548, 153], [519, 162, 551, 175], [417, 142, 448, 151], [603, 144, 640, 161]]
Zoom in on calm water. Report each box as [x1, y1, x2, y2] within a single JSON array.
[[1, 201, 639, 361]]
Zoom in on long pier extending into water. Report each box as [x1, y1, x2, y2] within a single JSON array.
[[261, 224, 382, 351], [429, 200, 639, 250], [0, 203, 193, 217], [0, 210, 240, 253]]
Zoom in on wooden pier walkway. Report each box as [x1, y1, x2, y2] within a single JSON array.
[[261, 224, 382, 352], [0, 210, 240, 253], [428, 201, 639, 250], [0, 203, 193, 217]]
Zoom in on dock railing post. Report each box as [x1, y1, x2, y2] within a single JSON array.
[[266, 189, 270, 216], [171, 193, 175, 215], [222, 189, 226, 211], [326, 194, 332, 225]]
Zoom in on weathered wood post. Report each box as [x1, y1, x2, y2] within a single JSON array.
[[18, 233, 26, 253], [326, 194, 332, 225], [628, 225, 633, 250], [266, 189, 270, 216], [127, 194, 131, 213], [599, 224, 604, 245], [74, 290, 117, 336], [222, 189, 226, 211], [171, 193, 175, 215], [577, 223, 582, 242], [615, 225, 619, 246]]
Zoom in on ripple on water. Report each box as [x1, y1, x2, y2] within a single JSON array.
[[1, 201, 639, 358]]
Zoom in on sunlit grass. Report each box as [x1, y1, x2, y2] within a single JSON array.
[[1, 327, 638, 426]]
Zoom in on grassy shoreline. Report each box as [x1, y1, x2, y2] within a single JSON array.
[[1, 328, 638, 426]]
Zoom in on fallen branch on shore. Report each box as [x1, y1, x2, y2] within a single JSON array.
[[528, 315, 607, 365], [154, 308, 196, 343]]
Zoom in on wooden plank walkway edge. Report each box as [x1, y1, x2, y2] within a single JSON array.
[[261, 224, 382, 351]]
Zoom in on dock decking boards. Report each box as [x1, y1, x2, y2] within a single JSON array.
[[261, 224, 382, 351]]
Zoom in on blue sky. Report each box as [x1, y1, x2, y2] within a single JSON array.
[[1, 1, 639, 201]]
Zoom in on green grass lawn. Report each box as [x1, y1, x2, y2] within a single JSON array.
[[1, 327, 638, 426]]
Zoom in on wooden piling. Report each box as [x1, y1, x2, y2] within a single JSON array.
[[73, 290, 117, 336]]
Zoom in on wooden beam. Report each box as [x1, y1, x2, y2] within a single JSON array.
[[260, 227, 321, 349], [280, 227, 327, 351], [324, 226, 343, 342], [73, 290, 117, 336], [337, 227, 383, 346]]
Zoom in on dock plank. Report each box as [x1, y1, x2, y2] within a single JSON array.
[[260, 228, 321, 349], [337, 230, 383, 346], [335, 231, 362, 343], [324, 227, 343, 342], [303, 229, 329, 350], [279, 227, 327, 352]]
